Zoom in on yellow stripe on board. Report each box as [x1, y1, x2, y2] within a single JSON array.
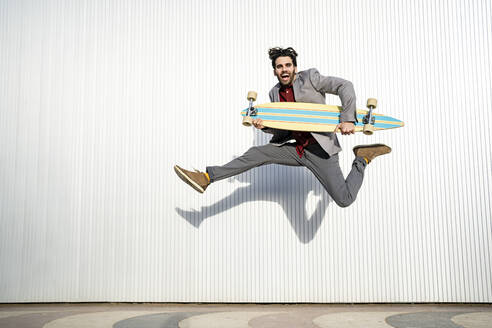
[[257, 105, 341, 114], [263, 121, 338, 132], [261, 120, 400, 133], [242, 111, 403, 127], [253, 112, 339, 119], [256, 102, 400, 119], [252, 112, 402, 126], [259, 102, 342, 112]]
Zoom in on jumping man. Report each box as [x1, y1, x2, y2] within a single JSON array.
[[174, 47, 391, 208]]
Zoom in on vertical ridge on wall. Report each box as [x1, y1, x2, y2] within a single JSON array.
[[0, 0, 491, 303]]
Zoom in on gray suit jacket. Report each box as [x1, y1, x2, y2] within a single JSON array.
[[263, 68, 357, 156]]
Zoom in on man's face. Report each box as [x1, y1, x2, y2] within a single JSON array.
[[274, 56, 297, 86]]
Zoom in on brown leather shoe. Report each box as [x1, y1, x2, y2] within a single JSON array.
[[353, 144, 392, 163], [174, 165, 210, 193]]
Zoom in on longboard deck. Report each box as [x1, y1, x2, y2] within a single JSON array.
[[241, 102, 404, 132]]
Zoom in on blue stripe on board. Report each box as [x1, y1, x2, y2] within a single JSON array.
[[255, 107, 340, 118], [243, 107, 403, 124], [254, 114, 401, 129], [353, 121, 399, 128], [356, 113, 402, 123], [256, 115, 339, 124]]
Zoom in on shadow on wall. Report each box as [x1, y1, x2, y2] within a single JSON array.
[[175, 130, 333, 244]]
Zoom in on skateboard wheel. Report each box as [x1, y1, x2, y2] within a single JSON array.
[[247, 91, 257, 101], [363, 123, 374, 135], [242, 116, 253, 127], [367, 98, 377, 108]]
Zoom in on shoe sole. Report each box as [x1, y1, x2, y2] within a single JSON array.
[[174, 165, 205, 193], [352, 143, 392, 156]]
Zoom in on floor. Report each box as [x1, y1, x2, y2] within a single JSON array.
[[0, 303, 491, 327]]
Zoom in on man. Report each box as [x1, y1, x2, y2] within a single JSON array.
[[174, 47, 391, 208]]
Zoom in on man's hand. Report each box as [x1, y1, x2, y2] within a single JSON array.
[[252, 118, 265, 130], [335, 122, 355, 135]]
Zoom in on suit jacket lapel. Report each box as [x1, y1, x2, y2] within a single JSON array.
[[293, 73, 301, 102], [272, 84, 280, 102]]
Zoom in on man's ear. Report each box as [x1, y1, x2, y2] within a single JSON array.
[[294, 67, 298, 74], [273, 69, 276, 76]]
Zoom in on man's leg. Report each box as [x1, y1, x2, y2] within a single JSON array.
[[302, 144, 391, 207], [302, 144, 367, 208], [174, 144, 302, 193], [206, 143, 301, 182]]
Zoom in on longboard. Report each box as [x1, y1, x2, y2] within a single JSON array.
[[241, 101, 404, 133]]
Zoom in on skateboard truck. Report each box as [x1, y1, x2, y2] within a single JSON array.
[[363, 98, 377, 135], [242, 91, 258, 126]]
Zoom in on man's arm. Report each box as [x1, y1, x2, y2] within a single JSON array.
[[308, 68, 358, 124]]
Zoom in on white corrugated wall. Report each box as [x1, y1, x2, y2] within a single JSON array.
[[0, 0, 491, 303]]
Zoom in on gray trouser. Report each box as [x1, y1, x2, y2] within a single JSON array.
[[206, 143, 367, 208]]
